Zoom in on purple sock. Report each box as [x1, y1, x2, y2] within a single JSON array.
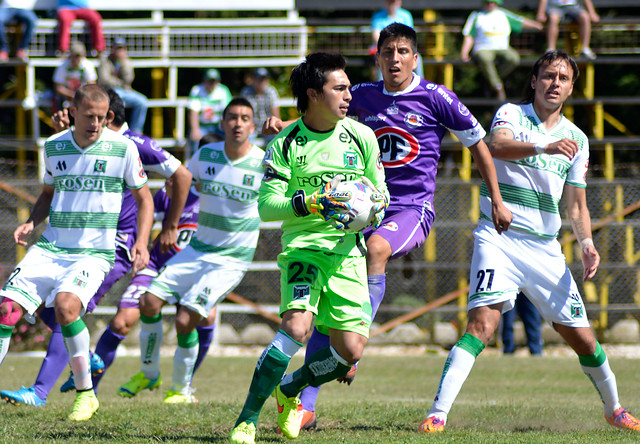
[[368, 274, 386, 319], [33, 324, 68, 400], [298, 327, 330, 412], [194, 324, 215, 373], [93, 325, 126, 389]]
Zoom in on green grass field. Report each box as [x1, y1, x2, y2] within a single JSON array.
[[1, 350, 639, 443]]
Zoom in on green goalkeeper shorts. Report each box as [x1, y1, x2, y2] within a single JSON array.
[[277, 247, 371, 338]]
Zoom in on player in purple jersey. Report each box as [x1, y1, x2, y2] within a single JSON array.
[[263, 23, 512, 429], [0, 90, 192, 407]]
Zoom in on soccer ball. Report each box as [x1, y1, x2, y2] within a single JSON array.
[[328, 180, 376, 233]]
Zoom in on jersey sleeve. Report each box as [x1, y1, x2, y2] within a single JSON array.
[[566, 133, 589, 189], [503, 9, 525, 33], [462, 12, 478, 36], [433, 86, 486, 146], [138, 138, 182, 178], [258, 136, 297, 222], [123, 140, 148, 189], [84, 60, 97, 83], [187, 85, 202, 111], [490, 103, 520, 134]]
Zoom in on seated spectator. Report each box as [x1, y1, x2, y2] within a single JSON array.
[[461, 0, 542, 101], [0, 0, 37, 61], [371, 0, 423, 79], [501, 292, 543, 355], [53, 41, 96, 110], [537, 0, 599, 60], [56, 0, 104, 56], [240, 67, 280, 145], [186, 68, 232, 156], [98, 38, 148, 133]]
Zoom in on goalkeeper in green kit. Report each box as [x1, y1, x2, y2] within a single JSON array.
[[229, 52, 389, 444]]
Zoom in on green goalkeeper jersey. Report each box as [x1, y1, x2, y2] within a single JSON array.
[[260, 117, 388, 256]]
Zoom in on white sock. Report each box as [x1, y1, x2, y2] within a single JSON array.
[[140, 315, 164, 379], [428, 334, 484, 422], [173, 342, 198, 394], [62, 318, 92, 391], [581, 358, 621, 417]]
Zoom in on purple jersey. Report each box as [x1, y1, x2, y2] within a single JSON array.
[[147, 187, 200, 272], [348, 75, 486, 211], [114, 123, 183, 248]]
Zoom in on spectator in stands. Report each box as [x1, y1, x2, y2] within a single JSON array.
[[98, 38, 148, 133], [53, 41, 97, 110], [370, 0, 423, 78], [501, 292, 543, 355], [241, 67, 280, 145], [537, 0, 599, 60], [187, 68, 232, 155], [0, 0, 38, 61], [56, 0, 105, 56], [461, 0, 543, 101]]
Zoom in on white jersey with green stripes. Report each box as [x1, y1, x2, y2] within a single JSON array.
[[39, 127, 148, 264], [484, 102, 589, 238], [188, 142, 264, 269]]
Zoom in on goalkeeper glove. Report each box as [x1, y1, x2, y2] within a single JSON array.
[[361, 176, 388, 229], [291, 175, 353, 227]]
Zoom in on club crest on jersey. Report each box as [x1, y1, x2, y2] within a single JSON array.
[[404, 112, 424, 128], [94, 159, 107, 172], [293, 284, 310, 300], [571, 303, 584, 318], [73, 276, 87, 288], [321, 152, 330, 161], [243, 174, 255, 186], [343, 152, 358, 168], [458, 102, 470, 116], [374, 126, 420, 168]]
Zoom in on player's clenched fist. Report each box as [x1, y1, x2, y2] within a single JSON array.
[[544, 138, 579, 160]]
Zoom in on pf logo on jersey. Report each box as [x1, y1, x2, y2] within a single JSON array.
[[374, 126, 420, 168]]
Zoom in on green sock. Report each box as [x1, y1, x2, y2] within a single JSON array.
[[235, 344, 291, 427], [280, 346, 351, 398]]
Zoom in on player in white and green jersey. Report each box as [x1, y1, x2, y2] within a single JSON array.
[[118, 97, 265, 405], [230, 52, 389, 444], [421, 50, 640, 434], [0, 84, 154, 422]]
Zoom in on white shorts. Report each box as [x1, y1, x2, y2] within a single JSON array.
[[467, 221, 589, 328], [0, 246, 111, 316], [146, 245, 247, 318]]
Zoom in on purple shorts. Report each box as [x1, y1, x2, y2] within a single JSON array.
[[364, 202, 434, 260], [119, 273, 154, 309]]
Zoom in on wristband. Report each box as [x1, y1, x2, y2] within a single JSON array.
[[580, 238, 594, 250], [291, 190, 310, 217], [533, 144, 545, 155]]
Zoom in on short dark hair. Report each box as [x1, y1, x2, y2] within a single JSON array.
[[222, 97, 254, 119], [289, 52, 346, 114], [377, 23, 418, 54], [73, 84, 109, 108], [522, 50, 579, 104], [105, 88, 126, 127]]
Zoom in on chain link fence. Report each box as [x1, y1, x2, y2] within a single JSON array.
[[1, 142, 639, 349]]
